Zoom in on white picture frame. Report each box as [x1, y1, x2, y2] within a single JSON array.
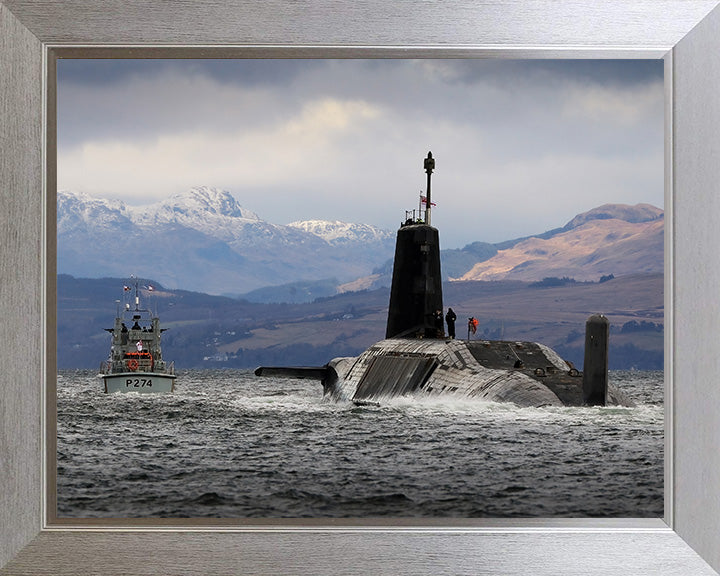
[[2, 1, 720, 574]]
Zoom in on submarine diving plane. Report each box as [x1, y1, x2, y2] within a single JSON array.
[[256, 152, 632, 408]]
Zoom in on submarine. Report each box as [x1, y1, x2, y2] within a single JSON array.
[[256, 152, 632, 408]]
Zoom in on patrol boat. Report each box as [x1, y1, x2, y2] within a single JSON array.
[[256, 152, 632, 408], [100, 279, 176, 393]]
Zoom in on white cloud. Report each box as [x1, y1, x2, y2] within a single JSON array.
[[59, 96, 384, 203], [561, 81, 664, 125]]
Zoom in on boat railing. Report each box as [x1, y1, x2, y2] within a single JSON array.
[[402, 208, 426, 226], [167, 361, 175, 375]]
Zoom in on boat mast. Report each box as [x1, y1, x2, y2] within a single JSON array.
[[133, 277, 141, 311]]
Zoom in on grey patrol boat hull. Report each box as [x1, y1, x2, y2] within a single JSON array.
[[103, 372, 176, 394]]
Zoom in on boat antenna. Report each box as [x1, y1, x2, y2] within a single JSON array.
[[423, 151, 435, 226], [130, 275, 140, 311]]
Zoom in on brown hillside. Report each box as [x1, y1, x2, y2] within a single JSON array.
[[456, 216, 663, 282], [217, 274, 663, 368]]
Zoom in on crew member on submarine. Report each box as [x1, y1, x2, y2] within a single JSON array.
[[446, 307, 457, 339]]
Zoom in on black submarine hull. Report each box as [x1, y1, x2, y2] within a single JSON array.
[[256, 336, 632, 408]]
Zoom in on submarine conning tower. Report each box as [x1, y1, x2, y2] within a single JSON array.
[[385, 151, 444, 339]]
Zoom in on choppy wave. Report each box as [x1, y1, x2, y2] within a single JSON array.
[[56, 369, 663, 518]]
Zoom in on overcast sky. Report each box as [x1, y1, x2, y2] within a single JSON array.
[[57, 59, 664, 249]]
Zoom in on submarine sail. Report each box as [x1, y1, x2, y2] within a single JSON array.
[[386, 152, 443, 340], [255, 152, 632, 408]]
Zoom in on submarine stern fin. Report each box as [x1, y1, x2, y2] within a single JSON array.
[[254, 364, 344, 398], [254, 366, 329, 380]]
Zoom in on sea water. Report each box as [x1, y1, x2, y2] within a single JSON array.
[[56, 369, 663, 518]]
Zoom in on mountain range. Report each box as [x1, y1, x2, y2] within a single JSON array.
[[58, 187, 663, 302], [57, 187, 395, 296], [340, 203, 663, 292], [455, 203, 663, 282]]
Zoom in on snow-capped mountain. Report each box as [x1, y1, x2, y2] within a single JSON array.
[[288, 220, 393, 246], [57, 187, 395, 295], [57, 190, 133, 232], [133, 187, 260, 238]]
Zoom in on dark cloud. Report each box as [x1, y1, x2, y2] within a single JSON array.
[[57, 58, 325, 87], [58, 58, 662, 88], [429, 59, 663, 88], [57, 59, 337, 148]]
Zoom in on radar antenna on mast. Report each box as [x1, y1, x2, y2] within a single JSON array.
[[423, 151, 435, 226]]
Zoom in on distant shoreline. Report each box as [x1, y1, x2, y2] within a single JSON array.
[[57, 273, 663, 371]]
